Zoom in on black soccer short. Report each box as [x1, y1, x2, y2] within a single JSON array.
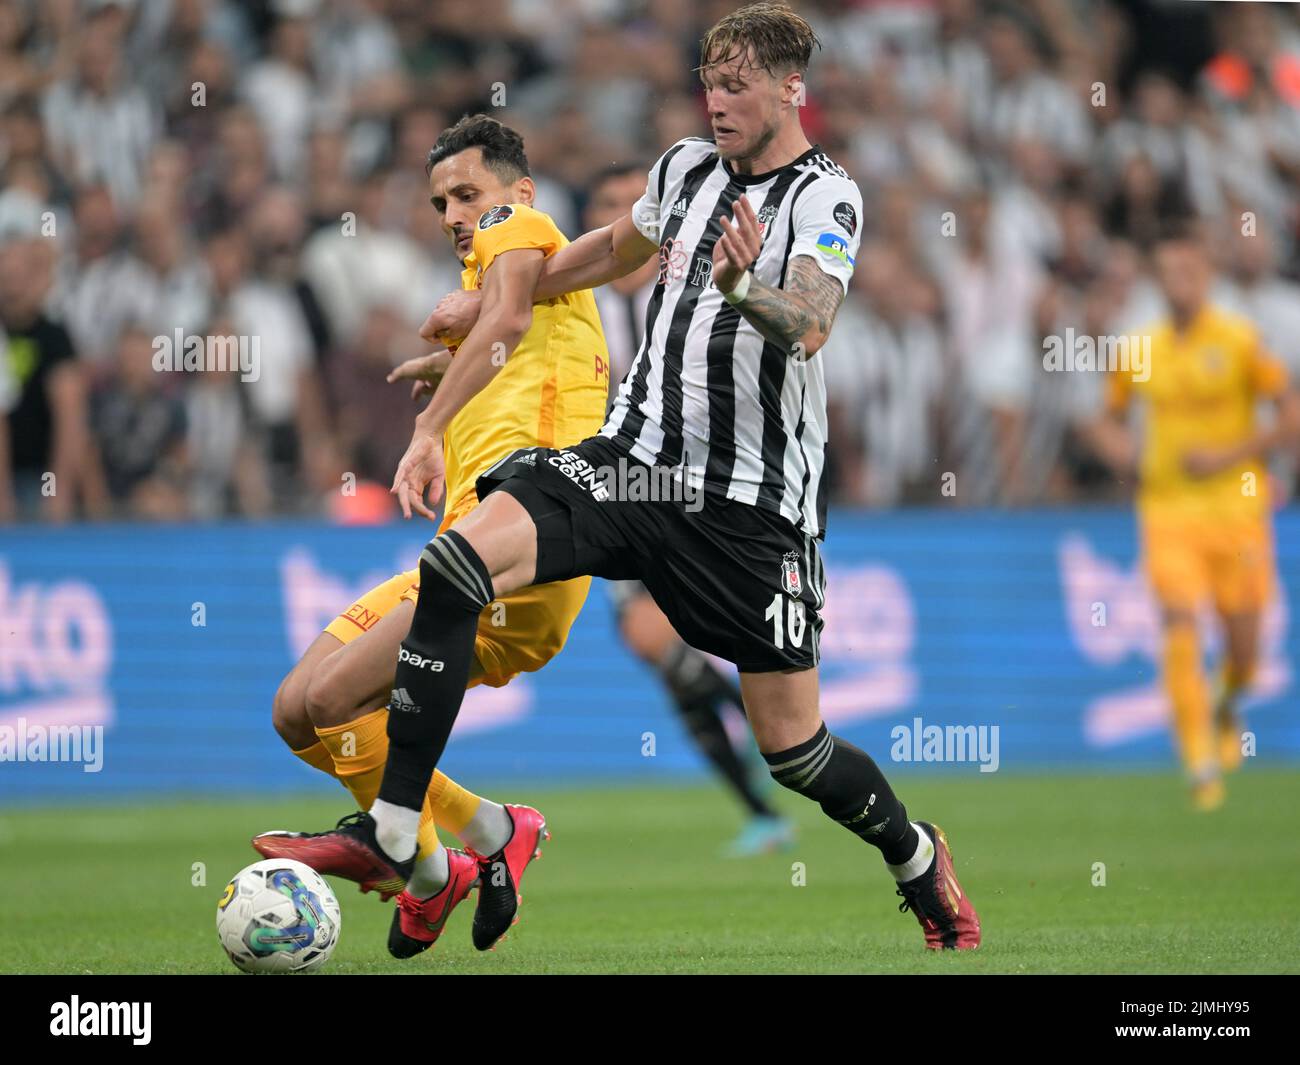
[[476, 435, 825, 673]]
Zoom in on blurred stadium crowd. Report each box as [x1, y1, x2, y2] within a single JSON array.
[[1, 0, 1299, 522]]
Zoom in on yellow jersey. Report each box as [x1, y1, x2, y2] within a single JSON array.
[[440, 203, 611, 527], [1106, 304, 1287, 519]]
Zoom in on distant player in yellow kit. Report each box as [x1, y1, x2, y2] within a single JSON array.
[[259, 114, 609, 951], [1088, 222, 1300, 810]]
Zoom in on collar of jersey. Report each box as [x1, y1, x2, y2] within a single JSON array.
[[1168, 304, 1216, 342], [720, 142, 822, 185], [459, 251, 479, 289]]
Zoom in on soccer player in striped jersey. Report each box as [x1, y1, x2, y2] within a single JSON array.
[[588, 163, 795, 857], [274, 1, 981, 951]]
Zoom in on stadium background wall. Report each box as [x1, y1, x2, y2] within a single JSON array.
[[2, 508, 1297, 802]]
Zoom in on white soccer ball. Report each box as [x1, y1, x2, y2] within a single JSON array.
[[216, 858, 342, 973]]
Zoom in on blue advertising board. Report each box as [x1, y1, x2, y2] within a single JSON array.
[[1, 509, 1296, 802]]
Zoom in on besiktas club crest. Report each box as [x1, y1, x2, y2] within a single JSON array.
[[781, 551, 802, 598]]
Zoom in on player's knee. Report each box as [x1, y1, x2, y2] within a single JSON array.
[[410, 531, 495, 646], [271, 673, 316, 750], [1160, 607, 1197, 633], [303, 662, 358, 730], [618, 614, 659, 663], [1221, 613, 1261, 659], [618, 596, 674, 663]]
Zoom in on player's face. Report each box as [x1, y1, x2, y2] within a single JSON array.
[[428, 147, 525, 264], [1153, 240, 1211, 318], [700, 48, 793, 162]]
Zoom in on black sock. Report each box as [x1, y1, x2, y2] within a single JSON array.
[[659, 644, 774, 818], [378, 530, 493, 811], [764, 723, 918, 865]]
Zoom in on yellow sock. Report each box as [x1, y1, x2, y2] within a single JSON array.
[[1163, 624, 1213, 776], [291, 740, 338, 778], [314, 708, 486, 858], [293, 736, 447, 852], [429, 774, 483, 838]]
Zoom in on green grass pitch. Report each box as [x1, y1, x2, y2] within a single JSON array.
[[4, 770, 1298, 974]]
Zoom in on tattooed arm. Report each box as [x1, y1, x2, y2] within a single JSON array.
[[733, 256, 845, 357], [713, 196, 846, 358]]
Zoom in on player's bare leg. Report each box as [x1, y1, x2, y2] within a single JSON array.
[[271, 631, 344, 754], [303, 603, 427, 727], [619, 591, 792, 856], [1159, 605, 1222, 809], [619, 594, 676, 661], [740, 668, 980, 950], [445, 488, 544, 593], [1214, 608, 1261, 773]]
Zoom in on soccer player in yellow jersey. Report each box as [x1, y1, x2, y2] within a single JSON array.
[[1088, 223, 1299, 810], [257, 114, 610, 953]]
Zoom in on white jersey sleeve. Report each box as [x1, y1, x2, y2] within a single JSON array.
[[787, 175, 864, 294]]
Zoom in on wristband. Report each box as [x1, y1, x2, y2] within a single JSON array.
[[722, 269, 752, 304]]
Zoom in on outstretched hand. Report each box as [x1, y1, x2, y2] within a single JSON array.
[[387, 350, 451, 401], [713, 195, 762, 294], [391, 433, 446, 521]]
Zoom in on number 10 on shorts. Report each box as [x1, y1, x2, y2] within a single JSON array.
[[765, 593, 807, 649]]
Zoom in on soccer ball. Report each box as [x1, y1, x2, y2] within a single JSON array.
[[216, 858, 341, 973]]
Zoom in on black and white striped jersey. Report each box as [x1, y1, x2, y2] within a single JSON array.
[[601, 136, 863, 538]]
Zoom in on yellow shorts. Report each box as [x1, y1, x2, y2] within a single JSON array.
[[1140, 512, 1275, 615], [324, 568, 590, 689]]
